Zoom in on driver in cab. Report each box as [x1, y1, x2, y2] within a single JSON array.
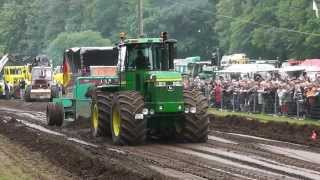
[[134, 50, 150, 70]]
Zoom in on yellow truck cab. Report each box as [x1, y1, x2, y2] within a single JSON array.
[[3, 65, 31, 98], [4, 65, 31, 85]]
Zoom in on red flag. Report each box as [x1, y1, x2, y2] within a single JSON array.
[[63, 57, 71, 87]]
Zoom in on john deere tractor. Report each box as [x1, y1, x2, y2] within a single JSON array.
[[47, 34, 209, 145]]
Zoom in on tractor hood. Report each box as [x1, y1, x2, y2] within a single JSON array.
[[147, 71, 182, 82], [145, 71, 184, 113]]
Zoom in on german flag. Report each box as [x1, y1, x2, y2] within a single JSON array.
[[62, 56, 71, 87]]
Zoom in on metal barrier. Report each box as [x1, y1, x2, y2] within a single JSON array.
[[211, 88, 314, 120], [188, 83, 320, 120]]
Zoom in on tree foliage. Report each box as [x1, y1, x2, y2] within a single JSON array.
[[46, 31, 111, 65], [0, 0, 319, 63]]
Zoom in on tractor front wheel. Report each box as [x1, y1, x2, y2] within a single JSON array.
[[46, 103, 64, 126], [179, 90, 209, 142], [110, 91, 147, 145], [90, 92, 112, 137]]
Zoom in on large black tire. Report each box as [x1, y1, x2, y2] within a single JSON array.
[[46, 103, 64, 126], [179, 89, 209, 142], [91, 91, 112, 137], [110, 91, 147, 145], [24, 86, 32, 102]]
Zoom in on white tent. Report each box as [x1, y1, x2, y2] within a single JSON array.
[[0, 54, 9, 72], [278, 66, 305, 72], [219, 64, 276, 73]]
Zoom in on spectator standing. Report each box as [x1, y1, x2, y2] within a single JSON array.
[[19, 79, 26, 99], [214, 82, 222, 108]]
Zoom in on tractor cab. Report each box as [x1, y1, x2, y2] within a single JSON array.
[[117, 37, 184, 114], [188, 61, 217, 80]]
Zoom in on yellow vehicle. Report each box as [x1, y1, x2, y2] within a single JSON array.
[[3, 65, 31, 85], [53, 66, 63, 85], [3, 65, 31, 98]]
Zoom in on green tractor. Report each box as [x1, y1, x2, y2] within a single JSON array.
[[47, 34, 209, 145]]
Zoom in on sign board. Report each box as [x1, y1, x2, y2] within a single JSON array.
[[90, 66, 117, 76]]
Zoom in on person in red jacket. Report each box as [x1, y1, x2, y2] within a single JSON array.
[[214, 82, 222, 108]]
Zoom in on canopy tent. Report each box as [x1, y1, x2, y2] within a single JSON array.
[[218, 64, 276, 73], [279, 59, 320, 73], [300, 59, 320, 67], [278, 66, 305, 72], [0, 54, 9, 72], [64, 47, 118, 73], [302, 65, 320, 72]]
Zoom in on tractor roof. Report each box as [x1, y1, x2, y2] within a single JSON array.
[[66, 47, 115, 55], [123, 38, 177, 45], [123, 38, 163, 44]]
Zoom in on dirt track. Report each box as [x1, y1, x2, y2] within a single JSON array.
[[0, 134, 73, 180], [1, 100, 320, 179]]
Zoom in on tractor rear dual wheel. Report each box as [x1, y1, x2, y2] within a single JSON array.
[[91, 92, 112, 137], [91, 91, 147, 145], [110, 91, 147, 145], [179, 89, 209, 143], [46, 103, 64, 126]]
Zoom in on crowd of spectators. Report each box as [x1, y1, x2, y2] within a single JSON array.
[[184, 72, 320, 119]]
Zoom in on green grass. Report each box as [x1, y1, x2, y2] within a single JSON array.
[[208, 108, 320, 127], [0, 175, 32, 180]]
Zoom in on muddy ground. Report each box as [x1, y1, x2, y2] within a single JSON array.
[[210, 114, 320, 148], [0, 134, 73, 180], [0, 99, 320, 180]]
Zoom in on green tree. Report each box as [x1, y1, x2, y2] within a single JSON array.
[[46, 31, 112, 65], [145, 0, 218, 58], [0, 0, 35, 55]]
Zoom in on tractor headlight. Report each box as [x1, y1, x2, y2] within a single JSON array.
[[150, 109, 155, 115], [178, 105, 182, 110], [142, 108, 149, 115], [185, 107, 190, 113], [190, 107, 197, 114], [159, 106, 164, 111], [156, 82, 166, 87], [135, 114, 144, 120], [173, 81, 182, 86]]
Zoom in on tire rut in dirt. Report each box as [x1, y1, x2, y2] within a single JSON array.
[[111, 91, 147, 145], [205, 134, 320, 173], [0, 117, 152, 179], [126, 145, 270, 180], [181, 89, 209, 142], [190, 142, 317, 179]]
